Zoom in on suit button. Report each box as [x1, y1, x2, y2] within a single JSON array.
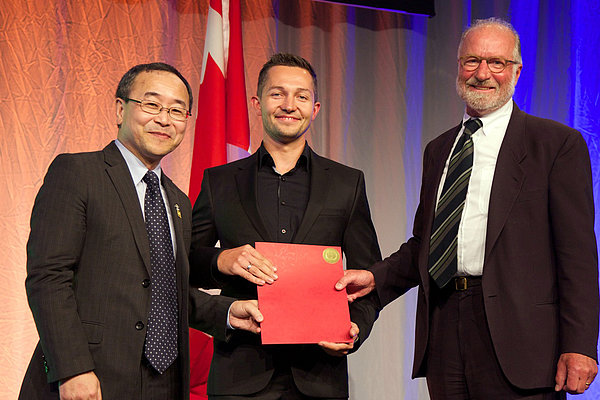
[[42, 355, 49, 374], [142, 279, 151, 288], [135, 321, 145, 330]]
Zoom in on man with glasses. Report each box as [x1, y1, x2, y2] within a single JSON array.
[[336, 18, 598, 399], [20, 62, 264, 400]]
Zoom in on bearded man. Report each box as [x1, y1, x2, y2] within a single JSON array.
[[336, 17, 599, 399]]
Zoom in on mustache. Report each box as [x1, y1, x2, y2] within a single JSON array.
[[466, 77, 498, 88]]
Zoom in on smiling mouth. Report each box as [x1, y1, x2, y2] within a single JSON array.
[[470, 84, 496, 91], [275, 115, 300, 122], [467, 79, 497, 90], [148, 131, 172, 139]]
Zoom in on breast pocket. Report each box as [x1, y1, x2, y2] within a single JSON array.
[[314, 209, 347, 242], [320, 208, 346, 217], [517, 188, 546, 203]]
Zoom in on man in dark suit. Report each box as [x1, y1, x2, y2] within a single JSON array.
[[189, 53, 382, 399], [336, 18, 599, 399], [20, 62, 263, 400]]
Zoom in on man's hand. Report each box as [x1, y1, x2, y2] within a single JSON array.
[[59, 371, 102, 400], [555, 352, 598, 394], [218, 245, 277, 285], [319, 322, 359, 356], [229, 299, 263, 334], [335, 269, 375, 302]]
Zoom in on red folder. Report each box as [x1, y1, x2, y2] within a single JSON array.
[[256, 242, 352, 344]]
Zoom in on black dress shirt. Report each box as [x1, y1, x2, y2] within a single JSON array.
[[256, 143, 310, 243]]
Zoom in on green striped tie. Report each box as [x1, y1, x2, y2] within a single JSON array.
[[428, 118, 482, 288]]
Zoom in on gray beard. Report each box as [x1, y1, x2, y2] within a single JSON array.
[[456, 73, 516, 114]]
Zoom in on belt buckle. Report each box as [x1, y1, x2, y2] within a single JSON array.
[[455, 276, 468, 291]]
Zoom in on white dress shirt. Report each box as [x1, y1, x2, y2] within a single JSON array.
[[115, 139, 177, 255], [435, 100, 513, 276]]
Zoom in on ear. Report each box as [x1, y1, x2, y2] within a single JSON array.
[[116, 98, 125, 126], [311, 101, 321, 121], [513, 64, 523, 85], [250, 96, 262, 116]]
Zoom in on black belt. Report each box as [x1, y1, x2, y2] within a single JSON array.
[[453, 276, 482, 291]]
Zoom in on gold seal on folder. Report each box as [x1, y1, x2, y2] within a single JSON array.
[[322, 248, 341, 264]]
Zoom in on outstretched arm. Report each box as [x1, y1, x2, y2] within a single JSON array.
[[335, 270, 376, 303]]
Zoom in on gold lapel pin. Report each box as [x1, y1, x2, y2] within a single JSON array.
[[175, 204, 182, 219]]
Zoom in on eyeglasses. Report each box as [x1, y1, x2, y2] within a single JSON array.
[[459, 56, 519, 73], [122, 97, 191, 122]]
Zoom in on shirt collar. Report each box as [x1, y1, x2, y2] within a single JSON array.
[[463, 99, 513, 137], [257, 141, 311, 173], [115, 139, 162, 185]]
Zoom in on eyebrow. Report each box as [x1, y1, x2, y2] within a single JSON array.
[[267, 86, 312, 95], [143, 91, 188, 108]]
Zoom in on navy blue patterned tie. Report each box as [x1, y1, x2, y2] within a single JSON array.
[[428, 118, 483, 288], [142, 171, 178, 373]]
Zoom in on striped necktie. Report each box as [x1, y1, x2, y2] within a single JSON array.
[[428, 118, 483, 288]]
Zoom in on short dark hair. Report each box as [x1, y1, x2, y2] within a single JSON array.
[[257, 53, 318, 101], [115, 62, 193, 110]]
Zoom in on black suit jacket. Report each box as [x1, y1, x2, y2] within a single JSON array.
[[371, 103, 599, 389], [190, 145, 382, 398], [20, 142, 234, 400]]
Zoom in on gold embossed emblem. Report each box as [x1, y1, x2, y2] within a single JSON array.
[[322, 248, 340, 264]]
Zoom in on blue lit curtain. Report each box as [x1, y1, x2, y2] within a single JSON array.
[[510, 2, 600, 396]]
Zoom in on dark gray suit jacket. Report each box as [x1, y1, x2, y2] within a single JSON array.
[[189, 145, 382, 398], [371, 103, 599, 390], [20, 141, 234, 399]]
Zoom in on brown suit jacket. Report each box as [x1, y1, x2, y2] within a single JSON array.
[[371, 103, 599, 389], [19, 142, 233, 399]]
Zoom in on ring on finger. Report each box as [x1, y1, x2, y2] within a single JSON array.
[[246, 264, 252, 271]]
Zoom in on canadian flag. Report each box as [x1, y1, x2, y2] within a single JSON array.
[[189, 1, 249, 398], [189, 0, 250, 204]]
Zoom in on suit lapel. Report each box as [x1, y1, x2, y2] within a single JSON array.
[[162, 175, 188, 323], [162, 175, 185, 258], [294, 149, 329, 244], [235, 153, 273, 242], [485, 103, 527, 259], [103, 141, 152, 274]]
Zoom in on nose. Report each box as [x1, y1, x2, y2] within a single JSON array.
[[280, 95, 297, 112], [154, 107, 171, 125], [474, 59, 493, 80]]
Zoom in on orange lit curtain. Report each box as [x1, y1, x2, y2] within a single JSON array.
[[2, 1, 598, 399]]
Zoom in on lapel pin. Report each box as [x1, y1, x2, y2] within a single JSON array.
[[175, 204, 182, 219]]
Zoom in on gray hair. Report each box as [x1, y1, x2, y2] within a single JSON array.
[[458, 17, 522, 64]]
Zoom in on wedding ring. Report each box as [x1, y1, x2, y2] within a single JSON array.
[[585, 382, 591, 386], [246, 264, 252, 271]]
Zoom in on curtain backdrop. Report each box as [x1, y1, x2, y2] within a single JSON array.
[[1, 1, 598, 398]]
